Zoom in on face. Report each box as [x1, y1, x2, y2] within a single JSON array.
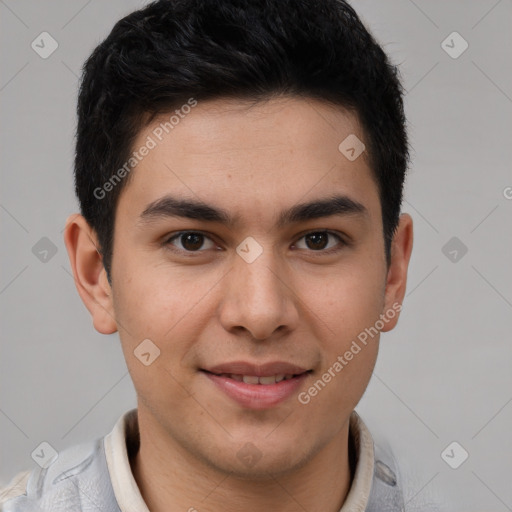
[[71, 96, 410, 478]]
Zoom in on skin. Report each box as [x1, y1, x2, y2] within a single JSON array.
[[64, 96, 413, 512]]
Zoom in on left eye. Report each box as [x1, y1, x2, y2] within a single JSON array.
[[293, 231, 344, 252], [166, 232, 216, 252]]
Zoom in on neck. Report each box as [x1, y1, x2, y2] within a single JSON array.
[[130, 407, 354, 512]]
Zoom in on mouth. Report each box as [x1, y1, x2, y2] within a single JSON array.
[[201, 372, 307, 384], [200, 362, 312, 409]]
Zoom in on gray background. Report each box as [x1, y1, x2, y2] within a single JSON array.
[[1, 1, 511, 510]]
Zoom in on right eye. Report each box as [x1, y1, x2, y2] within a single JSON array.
[[164, 231, 218, 254]]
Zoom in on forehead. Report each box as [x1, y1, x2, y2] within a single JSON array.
[[144, 96, 366, 164], [116, 96, 380, 226]]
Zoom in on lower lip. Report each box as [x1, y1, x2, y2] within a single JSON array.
[[202, 371, 309, 410]]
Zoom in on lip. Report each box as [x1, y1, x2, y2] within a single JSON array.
[[204, 361, 309, 377], [201, 361, 311, 410]]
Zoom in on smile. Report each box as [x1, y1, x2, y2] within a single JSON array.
[[201, 367, 312, 410], [214, 373, 300, 384]]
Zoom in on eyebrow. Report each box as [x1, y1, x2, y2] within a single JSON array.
[[138, 194, 368, 228]]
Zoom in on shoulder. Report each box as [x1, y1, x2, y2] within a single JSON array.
[[0, 471, 31, 507], [362, 417, 446, 512], [345, 411, 446, 512], [0, 437, 119, 512], [347, 411, 405, 511]]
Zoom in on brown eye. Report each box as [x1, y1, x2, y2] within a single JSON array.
[[305, 232, 329, 250], [294, 231, 345, 253], [166, 232, 215, 252]]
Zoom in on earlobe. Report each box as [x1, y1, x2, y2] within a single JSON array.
[[381, 213, 413, 332], [63, 214, 118, 335]]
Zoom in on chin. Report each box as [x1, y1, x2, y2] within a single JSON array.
[[201, 439, 316, 481]]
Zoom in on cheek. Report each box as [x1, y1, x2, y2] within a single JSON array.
[[112, 246, 210, 332], [300, 261, 385, 342], [297, 277, 382, 415], [296, 257, 385, 397], [111, 259, 219, 383], [112, 270, 195, 408]]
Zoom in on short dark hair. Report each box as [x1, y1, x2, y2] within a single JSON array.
[[74, 0, 409, 281]]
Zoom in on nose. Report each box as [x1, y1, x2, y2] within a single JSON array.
[[217, 245, 300, 341]]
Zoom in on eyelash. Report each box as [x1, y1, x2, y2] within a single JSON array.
[[163, 230, 348, 256]]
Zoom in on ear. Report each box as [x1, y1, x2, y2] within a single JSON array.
[[381, 213, 413, 332], [63, 214, 118, 335]]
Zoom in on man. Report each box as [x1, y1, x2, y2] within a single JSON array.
[[1, 0, 420, 510]]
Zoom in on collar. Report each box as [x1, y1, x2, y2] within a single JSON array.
[[104, 408, 377, 512]]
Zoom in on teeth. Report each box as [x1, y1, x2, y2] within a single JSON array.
[[226, 374, 295, 384]]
